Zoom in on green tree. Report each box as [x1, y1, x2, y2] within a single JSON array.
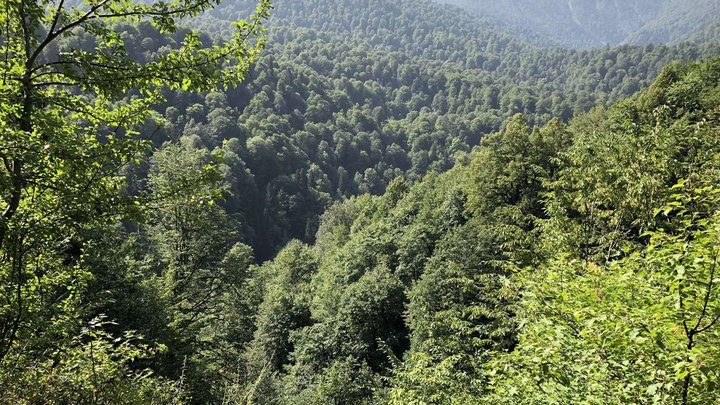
[[147, 138, 247, 401], [488, 185, 720, 404], [0, 0, 270, 398]]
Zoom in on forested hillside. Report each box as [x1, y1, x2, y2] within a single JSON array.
[[143, 0, 719, 260], [436, 0, 720, 49], [235, 57, 720, 404], [3, 0, 720, 404]]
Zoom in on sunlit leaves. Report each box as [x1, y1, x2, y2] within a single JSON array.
[[0, 0, 269, 399]]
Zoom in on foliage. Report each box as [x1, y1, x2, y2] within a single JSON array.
[[3, 0, 720, 403], [487, 186, 720, 404], [122, 0, 720, 260], [242, 57, 720, 404], [0, 0, 268, 402], [2, 317, 183, 405]]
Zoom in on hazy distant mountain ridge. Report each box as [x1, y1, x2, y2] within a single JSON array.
[[435, 0, 720, 48]]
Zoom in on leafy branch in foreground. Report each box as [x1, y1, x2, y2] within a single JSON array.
[[487, 185, 720, 404], [0, 0, 270, 398]]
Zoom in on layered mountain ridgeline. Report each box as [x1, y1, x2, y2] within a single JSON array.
[[241, 57, 720, 404], [435, 0, 720, 49], [124, 0, 720, 260]]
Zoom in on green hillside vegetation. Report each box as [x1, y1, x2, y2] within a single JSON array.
[[3, 0, 720, 403], [139, 0, 719, 260], [244, 57, 720, 404]]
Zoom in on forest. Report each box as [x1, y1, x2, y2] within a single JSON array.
[[2, 0, 720, 403]]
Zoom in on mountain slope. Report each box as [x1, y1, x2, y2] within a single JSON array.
[[145, 0, 720, 261], [243, 57, 720, 404], [435, 0, 720, 48]]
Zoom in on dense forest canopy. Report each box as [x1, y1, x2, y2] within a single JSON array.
[[145, 0, 720, 260], [2, 0, 720, 404], [244, 57, 720, 404]]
